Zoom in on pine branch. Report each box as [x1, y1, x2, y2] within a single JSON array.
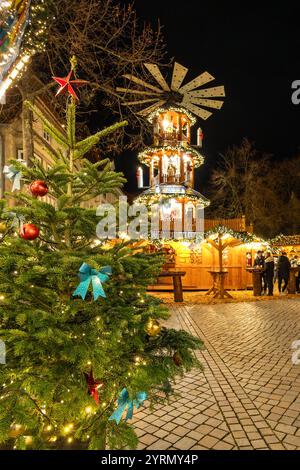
[[74, 121, 128, 158], [25, 101, 69, 148]]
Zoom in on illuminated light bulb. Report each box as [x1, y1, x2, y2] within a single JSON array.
[[86, 434, 90, 439], [162, 118, 171, 131], [63, 423, 73, 434], [102, 402, 107, 408], [85, 406, 92, 414], [25, 436, 33, 445], [46, 425, 52, 432], [87, 361, 91, 365], [0, 295, 5, 300], [60, 400, 64, 404], [49, 436, 57, 442], [96, 317, 100, 322]]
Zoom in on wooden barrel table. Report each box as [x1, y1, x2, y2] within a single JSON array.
[[246, 267, 263, 296], [158, 271, 186, 302]]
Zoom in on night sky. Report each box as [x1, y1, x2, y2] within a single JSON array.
[[117, 1, 300, 194]]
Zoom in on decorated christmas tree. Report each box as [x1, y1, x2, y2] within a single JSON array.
[[0, 62, 203, 450]]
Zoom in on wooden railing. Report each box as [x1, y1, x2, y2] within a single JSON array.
[[156, 216, 253, 235], [204, 217, 253, 233]]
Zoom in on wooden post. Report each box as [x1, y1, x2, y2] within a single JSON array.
[[173, 274, 183, 302], [218, 234, 223, 272], [178, 112, 183, 142], [288, 268, 298, 294], [159, 154, 163, 184]]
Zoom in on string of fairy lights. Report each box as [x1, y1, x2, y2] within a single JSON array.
[[0, 288, 150, 447], [147, 106, 197, 126], [0, 231, 150, 447], [138, 145, 205, 168], [0, 0, 48, 102]]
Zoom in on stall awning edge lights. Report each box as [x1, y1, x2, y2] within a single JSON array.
[[0, 52, 30, 103], [0, 0, 47, 103]]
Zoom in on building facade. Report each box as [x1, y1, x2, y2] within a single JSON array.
[[0, 96, 122, 207]]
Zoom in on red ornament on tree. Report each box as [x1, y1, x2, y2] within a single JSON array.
[[52, 69, 88, 100], [84, 369, 104, 406], [19, 223, 40, 241], [30, 180, 49, 197]]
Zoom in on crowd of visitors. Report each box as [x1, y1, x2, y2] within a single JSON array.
[[253, 250, 300, 296]]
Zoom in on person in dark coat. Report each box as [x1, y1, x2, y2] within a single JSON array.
[[277, 251, 291, 293], [254, 250, 266, 294], [291, 255, 300, 293], [263, 252, 275, 296]]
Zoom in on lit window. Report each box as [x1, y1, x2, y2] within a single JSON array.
[[17, 149, 24, 161], [43, 129, 51, 143]]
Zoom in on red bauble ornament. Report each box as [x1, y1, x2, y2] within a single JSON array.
[[19, 223, 40, 241], [29, 180, 49, 197]]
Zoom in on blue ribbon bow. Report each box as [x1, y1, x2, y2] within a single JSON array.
[[72, 263, 112, 300], [3, 165, 22, 191], [5, 211, 25, 230], [109, 388, 148, 425]]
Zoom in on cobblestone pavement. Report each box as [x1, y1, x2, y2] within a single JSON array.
[[133, 299, 300, 450]]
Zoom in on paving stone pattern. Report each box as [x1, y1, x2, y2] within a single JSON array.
[[133, 300, 300, 450]]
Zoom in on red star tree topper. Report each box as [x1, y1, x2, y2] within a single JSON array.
[[52, 69, 88, 100], [84, 369, 104, 405]]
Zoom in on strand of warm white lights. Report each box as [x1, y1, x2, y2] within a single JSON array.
[[0, 2, 11, 11], [0, 53, 31, 102], [0, 1, 47, 102]]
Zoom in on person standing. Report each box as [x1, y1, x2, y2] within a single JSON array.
[[264, 252, 275, 296], [273, 255, 279, 285], [277, 251, 291, 293], [254, 250, 266, 294], [291, 255, 300, 293]]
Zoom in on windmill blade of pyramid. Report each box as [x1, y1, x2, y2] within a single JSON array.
[[116, 87, 160, 97], [187, 85, 225, 98], [189, 97, 224, 109], [121, 98, 160, 106], [144, 63, 170, 91], [171, 62, 189, 91], [179, 71, 215, 93], [182, 101, 213, 120], [123, 74, 163, 93], [137, 100, 166, 116]]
